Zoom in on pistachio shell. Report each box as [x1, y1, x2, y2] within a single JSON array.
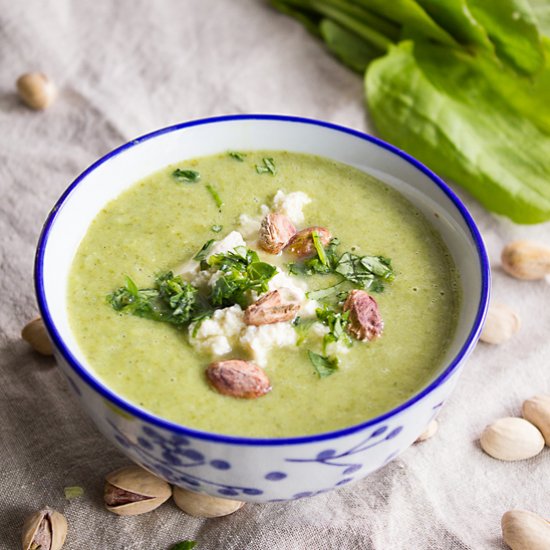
[[173, 486, 245, 518], [522, 394, 550, 446], [479, 303, 520, 345], [22, 508, 67, 550], [502, 509, 550, 550], [501, 240, 550, 280], [415, 419, 439, 443], [16, 73, 57, 110], [104, 465, 171, 516], [480, 417, 544, 461], [21, 318, 53, 356]]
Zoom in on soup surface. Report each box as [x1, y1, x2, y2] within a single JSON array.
[[68, 150, 460, 437]]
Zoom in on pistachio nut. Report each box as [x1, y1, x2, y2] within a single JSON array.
[[21, 318, 54, 356], [415, 419, 439, 443], [22, 508, 67, 550], [501, 240, 550, 280], [502, 509, 550, 550], [522, 394, 550, 446], [16, 72, 57, 110], [104, 465, 172, 516], [479, 303, 520, 345], [206, 359, 272, 399], [480, 417, 545, 461], [173, 486, 245, 518]]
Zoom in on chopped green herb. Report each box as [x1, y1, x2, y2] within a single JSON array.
[[206, 184, 223, 208], [255, 157, 276, 175], [306, 280, 348, 302], [228, 151, 246, 161], [64, 485, 84, 500], [316, 305, 352, 352], [311, 230, 328, 267], [193, 239, 215, 261], [335, 252, 394, 291], [293, 316, 316, 345], [211, 224, 223, 233], [170, 542, 197, 550], [207, 247, 277, 307], [308, 350, 339, 378], [172, 168, 201, 183], [108, 272, 207, 326]]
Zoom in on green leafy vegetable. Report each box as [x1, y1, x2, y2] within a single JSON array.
[[108, 273, 205, 326], [172, 168, 201, 183], [255, 157, 276, 175], [272, 0, 550, 224], [64, 486, 84, 500], [290, 235, 395, 293], [366, 40, 550, 223], [193, 239, 215, 261], [320, 18, 383, 72], [206, 184, 223, 208], [311, 230, 329, 267], [293, 316, 317, 344], [308, 349, 339, 377], [316, 305, 352, 352], [211, 224, 223, 233], [207, 246, 278, 307], [169, 542, 197, 550], [228, 151, 246, 161]]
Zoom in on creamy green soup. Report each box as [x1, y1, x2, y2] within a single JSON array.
[[68, 151, 459, 437]]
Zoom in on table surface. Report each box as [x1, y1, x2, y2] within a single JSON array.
[[1, 1, 548, 548]]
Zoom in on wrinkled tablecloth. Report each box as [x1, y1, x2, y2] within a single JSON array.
[[1, 1, 549, 548]]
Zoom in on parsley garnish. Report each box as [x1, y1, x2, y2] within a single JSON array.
[[292, 316, 316, 345], [308, 350, 339, 378], [255, 157, 276, 175], [108, 272, 207, 326], [170, 542, 197, 550], [206, 184, 223, 208], [64, 486, 84, 500], [206, 246, 277, 307], [316, 305, 352, 352], [193, 239, 215, 261], [172, 168, 200, 183], [290, 237, 394, 294], [211, 224, 223, 233], [335, 252, 394, 290], [228, 151, 246, 161]]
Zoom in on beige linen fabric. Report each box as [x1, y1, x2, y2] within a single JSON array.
[[1, 1, 549, 548]]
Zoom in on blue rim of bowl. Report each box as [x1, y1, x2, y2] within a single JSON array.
[[35, 114, 490, 446]]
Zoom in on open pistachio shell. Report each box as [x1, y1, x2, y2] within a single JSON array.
[[22, 508, 67, 550], [173, 486, 245, 518], [104, 465, 172, 516]]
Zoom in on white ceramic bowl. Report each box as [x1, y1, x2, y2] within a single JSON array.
[[35, 115, 490, 502]]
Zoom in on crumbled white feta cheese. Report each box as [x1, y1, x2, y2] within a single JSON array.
[[272, 190, 311, 225], [189, 305, 245, 357], [207, 231, 246, 258], [241, 323, 297, 367]]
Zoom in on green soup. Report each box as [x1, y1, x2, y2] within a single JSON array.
[[68, 151, 459, 437]]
